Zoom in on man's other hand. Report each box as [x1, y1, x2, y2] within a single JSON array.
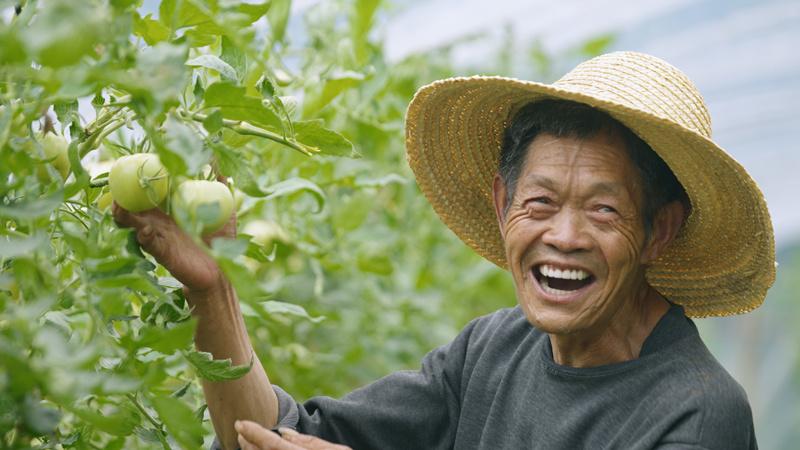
[[235, 421, 351, 450]]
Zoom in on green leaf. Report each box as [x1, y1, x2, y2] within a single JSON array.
[[236, 2, 272, 24], [0, 191, 63, 220], [138, 319, 197, 355], [210, 237, 250, 259], [0, 233, 47, 258], [357, 249, 393, 275], [186, 55, 238, 81], [23, 2, 107, 68], [202, 109, 224, 134], [260, 301, 325, 323], [54, 99, 79, 135], [22, 396, 61, 435], [184, 350, 254, 382], [162, 114, 211, 176], [303, 71, 364, 115], [267, 0, 291, 43], [159, 0, 212, 31], [578, 33, 615, 57], [113, 42, 189, 112], [263, 177, 326, 212], [150, 395, 205, 449], [69, 405, 140, 437], [204, 82, 282, 130], [133, 13, 171, 45], [221, 36, 246, 80], [294, 120, 356, 157]]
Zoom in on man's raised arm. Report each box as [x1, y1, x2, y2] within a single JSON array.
[[112, 203, 278, 450]]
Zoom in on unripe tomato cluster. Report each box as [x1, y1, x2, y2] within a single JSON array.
[[107, 153, 234, 234]]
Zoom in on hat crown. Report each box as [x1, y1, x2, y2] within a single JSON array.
[[554, 51, 713, 138]]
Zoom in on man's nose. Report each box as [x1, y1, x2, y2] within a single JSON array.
[[541, 209, 591, 253]]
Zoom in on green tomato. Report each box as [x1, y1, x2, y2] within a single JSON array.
[[172, 180, 234, 234], [96, 191, 113, 212], [242, 219, 289, 249], [109, 154, 169, 212], [36, 132, 70, 181]]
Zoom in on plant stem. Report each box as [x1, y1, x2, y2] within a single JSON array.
[[126, 394, 171, 450], [90, 178, 108, 188], [177, 109, 315, 156]]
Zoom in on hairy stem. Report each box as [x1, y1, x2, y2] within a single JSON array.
[[177, 109, 314, 156]]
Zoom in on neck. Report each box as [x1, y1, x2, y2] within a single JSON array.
[[548, 284, 669, 368]]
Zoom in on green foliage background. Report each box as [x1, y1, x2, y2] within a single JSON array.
[[1, 0, 797, 449]]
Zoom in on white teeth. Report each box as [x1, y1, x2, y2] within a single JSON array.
[[540, 278, 572, 296], [538, 264, 590, 280]]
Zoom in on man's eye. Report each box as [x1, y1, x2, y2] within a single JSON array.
[[597, 205, 617, 213], [531, 197, 551, 205]]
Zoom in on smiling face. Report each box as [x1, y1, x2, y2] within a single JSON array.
[[495, 130, 656, 336]]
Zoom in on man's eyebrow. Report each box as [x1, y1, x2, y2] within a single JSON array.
[[587, 181, 625, 196]]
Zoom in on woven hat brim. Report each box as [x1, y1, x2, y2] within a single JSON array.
[[405, 76, 776, 318]]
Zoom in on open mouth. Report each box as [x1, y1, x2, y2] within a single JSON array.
[[533, 264, 595, 297]]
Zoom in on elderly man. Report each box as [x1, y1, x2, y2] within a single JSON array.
[[114, 52, 774, 449]]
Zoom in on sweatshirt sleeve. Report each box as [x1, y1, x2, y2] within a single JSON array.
[[209, 312, 491, 450], [277, 316, 484, 450]]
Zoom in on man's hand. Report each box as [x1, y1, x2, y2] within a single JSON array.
[[112, 200, 235, 295], [235, 421, 351, 450]]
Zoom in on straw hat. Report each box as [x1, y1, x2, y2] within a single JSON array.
[[405, 51, 775, 317]]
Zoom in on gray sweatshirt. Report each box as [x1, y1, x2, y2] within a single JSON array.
[[216, 303, 757, 449]]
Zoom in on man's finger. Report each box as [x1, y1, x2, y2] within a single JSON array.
[[235, 420, 303, 450], [111, 201, 144, 229]]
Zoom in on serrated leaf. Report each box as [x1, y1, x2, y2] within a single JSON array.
[[294, 120, 356, 157], [184, 350, 254, 382], [133, 13, 171, 45], [150, 395, 205, 449], [138, 319, 197, 355], [204, 82, 282, 130], [186, 55, 238, 81]]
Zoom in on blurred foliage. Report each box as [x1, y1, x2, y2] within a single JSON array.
[[0, 0, 523, 447], [3, 0, 794, 449]]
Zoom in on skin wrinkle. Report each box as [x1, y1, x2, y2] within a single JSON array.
[[493, 130, 683, 368]]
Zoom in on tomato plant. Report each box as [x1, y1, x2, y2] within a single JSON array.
[[0, 0, 554, 448]]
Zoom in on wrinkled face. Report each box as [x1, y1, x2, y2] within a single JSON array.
[[499, 131, 651, 335]]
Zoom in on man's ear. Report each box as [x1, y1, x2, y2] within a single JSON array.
[[492, 174, 508, 240], [641, 200, 685, 264]]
